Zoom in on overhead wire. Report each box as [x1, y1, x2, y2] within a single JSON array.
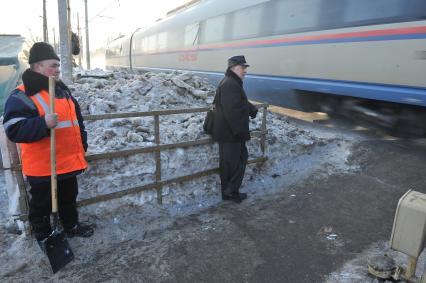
[[89, 0, 120, 23]]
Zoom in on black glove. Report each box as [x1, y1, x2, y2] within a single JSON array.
[[250, 108, 258, 119]]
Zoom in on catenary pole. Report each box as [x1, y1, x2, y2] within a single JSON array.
[[43, 0, 48, 42], [67, 0, 72, 66], [52, 27, 57, 52], [84, 0, 91, 69], [77, 13, 82, 67], [58, 0, 72, 83]]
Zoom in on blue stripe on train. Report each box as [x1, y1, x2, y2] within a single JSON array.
[[131, 32, 426, 56], [196, 33, 426, 52], [132, 66, 426, 108]]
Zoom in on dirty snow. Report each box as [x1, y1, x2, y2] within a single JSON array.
[[325, 240, 426, 283], [71, 70, 358, 211], [1, 69, 363, 280]]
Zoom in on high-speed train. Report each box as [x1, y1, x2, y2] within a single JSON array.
[[106, 0, 426, 136]]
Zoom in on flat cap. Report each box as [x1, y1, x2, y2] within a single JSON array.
[[228, 55, 250, 68]]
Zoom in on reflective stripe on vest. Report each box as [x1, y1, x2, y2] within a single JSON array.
[[15, 84, 87, 176], [33, 93, 79, 129], [15, 90, 37, 111], [34, 93, 50, 114], [3, 117, 27, 130], [2, 89, 37, 131], [56, 120, 79, 129]]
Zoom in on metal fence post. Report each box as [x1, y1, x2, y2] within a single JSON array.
[[154, 115, 162, 204], [260, 105, 268, 156]]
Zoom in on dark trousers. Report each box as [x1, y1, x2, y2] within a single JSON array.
[[219, 141, 248, 195], [29, 176, 79, 235]]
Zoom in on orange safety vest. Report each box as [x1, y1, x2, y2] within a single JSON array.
[[16, 84, 87, 176]]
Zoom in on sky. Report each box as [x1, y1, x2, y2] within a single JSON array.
[[0, 0, 190, 50]]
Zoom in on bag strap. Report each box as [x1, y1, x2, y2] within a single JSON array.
[[212, 86, 221, 109]]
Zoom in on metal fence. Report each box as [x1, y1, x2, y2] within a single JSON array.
[[80, 103, 269, 206], [0, 104, 269, 222]]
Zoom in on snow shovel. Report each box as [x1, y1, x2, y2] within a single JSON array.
[[43, 76, 74, 273]]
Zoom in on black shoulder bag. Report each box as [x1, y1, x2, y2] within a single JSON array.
[[203, 92, 218, 135]]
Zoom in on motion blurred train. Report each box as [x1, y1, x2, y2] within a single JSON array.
[[106, 0, 426, 136]]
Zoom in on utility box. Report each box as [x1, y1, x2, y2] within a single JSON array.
[[390, 190, 426, 258]]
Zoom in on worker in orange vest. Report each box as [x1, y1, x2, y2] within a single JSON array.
[[2, 42, 93, 242]]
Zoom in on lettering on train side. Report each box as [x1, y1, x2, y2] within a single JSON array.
[[179, 53, 198, 61]]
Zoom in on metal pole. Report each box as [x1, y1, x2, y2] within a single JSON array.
[[154, 115, 162, 204], [84, 0, 91, 69], [260, 105, 268, 155], [43, 0, 49, 42], [67, 0, 72, 67], [77, 12, 82, 67], [52, 27, 57, 52], [58, 0, 72, 83]]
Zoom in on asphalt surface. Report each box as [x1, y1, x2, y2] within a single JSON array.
[[147, 139, 426, 283], [69, 136, 426, 282]]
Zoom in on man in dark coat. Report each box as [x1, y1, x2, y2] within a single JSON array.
[[212, 55, 258, 203]]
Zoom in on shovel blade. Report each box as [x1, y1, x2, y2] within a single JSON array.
[[44, 231, 74, 273]]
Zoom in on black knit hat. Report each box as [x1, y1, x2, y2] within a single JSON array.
[[28, 42, 60, 64]]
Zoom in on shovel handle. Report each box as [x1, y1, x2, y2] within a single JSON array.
[[49, 77, 58, 214]]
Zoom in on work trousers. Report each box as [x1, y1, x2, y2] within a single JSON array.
[[28, 176, 79, 235], [219, 141, 248, 195]]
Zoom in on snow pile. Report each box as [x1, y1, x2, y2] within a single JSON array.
[[67, 69, 356, 212], [71, 71, 219, 206]]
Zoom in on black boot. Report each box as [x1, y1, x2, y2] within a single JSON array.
[[238, 193, 247, 199], [65, 223, 94, 238], [222, 189, 235, 201], [222, 192, 233, 201], [222, 191, 247, 203], [231, 193, 246, 204], [30, 216, 52, 242]]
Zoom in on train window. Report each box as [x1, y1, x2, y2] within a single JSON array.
[[158, 32, 167, 50], [167, 28, 184, 50], [142, 37, 148, 52], [200, 14, 226, 44], [120, 44, 125, 56], [343, 0, 426, 26], [406, 0, 426, 20], [147, 35, 157, 52], [273, 0, 321, 34], [134, 35, 142, 52], [232, 5, 262, 40], [184, 23, 199, 47], [343, 0, 401, 24]]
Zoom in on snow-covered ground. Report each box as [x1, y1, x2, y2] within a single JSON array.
[[1, 69, 389, 281]]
